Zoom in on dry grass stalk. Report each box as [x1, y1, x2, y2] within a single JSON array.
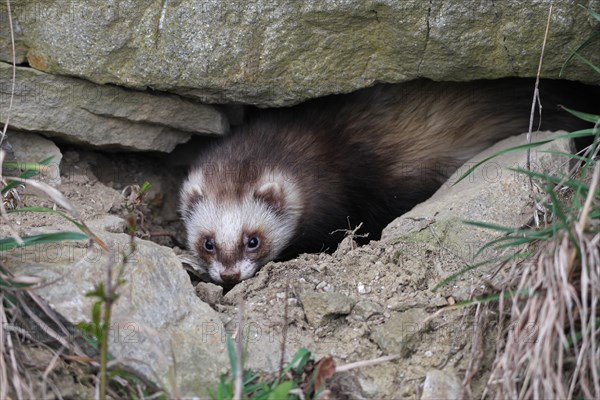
[[0, 0, 17, 145], [526, 3, 553, 175], [485, 163, 600, 399], [0, 150, 24, 246]]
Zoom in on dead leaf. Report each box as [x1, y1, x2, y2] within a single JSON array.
[[313, 356, 336, 392]]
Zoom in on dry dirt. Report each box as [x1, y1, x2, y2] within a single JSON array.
[[4, 142, 500, 398]]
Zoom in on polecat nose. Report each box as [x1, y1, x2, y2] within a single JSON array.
[[220, 270, 241, 283]]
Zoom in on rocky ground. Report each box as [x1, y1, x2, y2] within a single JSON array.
[[1, 2, 595, 397], [1, 129, 575, 398]]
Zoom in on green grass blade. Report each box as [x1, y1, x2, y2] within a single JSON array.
[[474, 236, 529, 259], [572, 52, 600, 74], [547, 188, 581, 257], [0, 232, 88, 252], [2, 156, 56, 194], [509, 168, 563, 184], [453, 139, 555, 185], [552, 129, 598, 140], [244, 380, 270, 393], [538, 150, 596, 163], [242, 370, 260, 386], [216, 374, 232, 400], [38, 156, 56, 165], [139, 181, 152, 194], [2, 292, 17, 307], [250, 381, 272, 399], [579, 4, 600, 21], [2, 161, 53, 171], [2, 170, 36, 194], [432, 251, 531, 291], [494, 237, 544, 250], [453, 289, 532, 307], [464, 220, 559, 239], [0, 279, 35, 289], [559, 32, 600, 76], [510, 167, 591, 193], [560, 106, 600, 124], [288, 348, 311, 375], [77, 325, 101, 351], [225, 335, 237, 381], [463, 220, 523, 233], [464, 220, 559, 258], [267, 381, 294, 400], [560, 7, 600, 75], [0, 262, 39, 289]]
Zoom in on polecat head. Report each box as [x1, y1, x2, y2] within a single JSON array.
[[180, 166, 303, 285]]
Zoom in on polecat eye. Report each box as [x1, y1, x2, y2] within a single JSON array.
[[203, 238, 215, 252], [246, 236, 260, 250]]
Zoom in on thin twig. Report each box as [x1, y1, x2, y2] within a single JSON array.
[[41, 347, 64, 398], [526, 4, 553, 180], [279, 283, 290, 376], [334, 354, 400, 373], [233, 302, 244, 400], [0, 299, 23, 400], [0, 150, 24, 245], [567, 162, 600, 277], [1, 0, 17, 146], [578, 162, 600, 233], [98, 250, 116, 400], [0, 298, 10, 400]]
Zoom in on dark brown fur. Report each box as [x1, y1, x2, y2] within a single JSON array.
[[182, 78, 595, 282]]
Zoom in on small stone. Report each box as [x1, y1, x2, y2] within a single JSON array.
[[301, 292, 356, 327], [386, 296, 420, 312], [86, 215, 127, 234], [352, 300, 383, 321], [421, 369, 462, 400], [370, 308, 429, 357], [430, 296, 449, 307], [195, 282, 224, 305], [6, 131, 63, 186]]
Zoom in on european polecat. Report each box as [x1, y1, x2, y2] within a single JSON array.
[[180, 79, 592, 284]]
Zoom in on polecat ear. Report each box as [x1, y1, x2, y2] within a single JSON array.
[[185, 188, 204, 208], [254, 182, 284, 211], [180, 170, 205, 213], [180, 184, 204, 217]]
